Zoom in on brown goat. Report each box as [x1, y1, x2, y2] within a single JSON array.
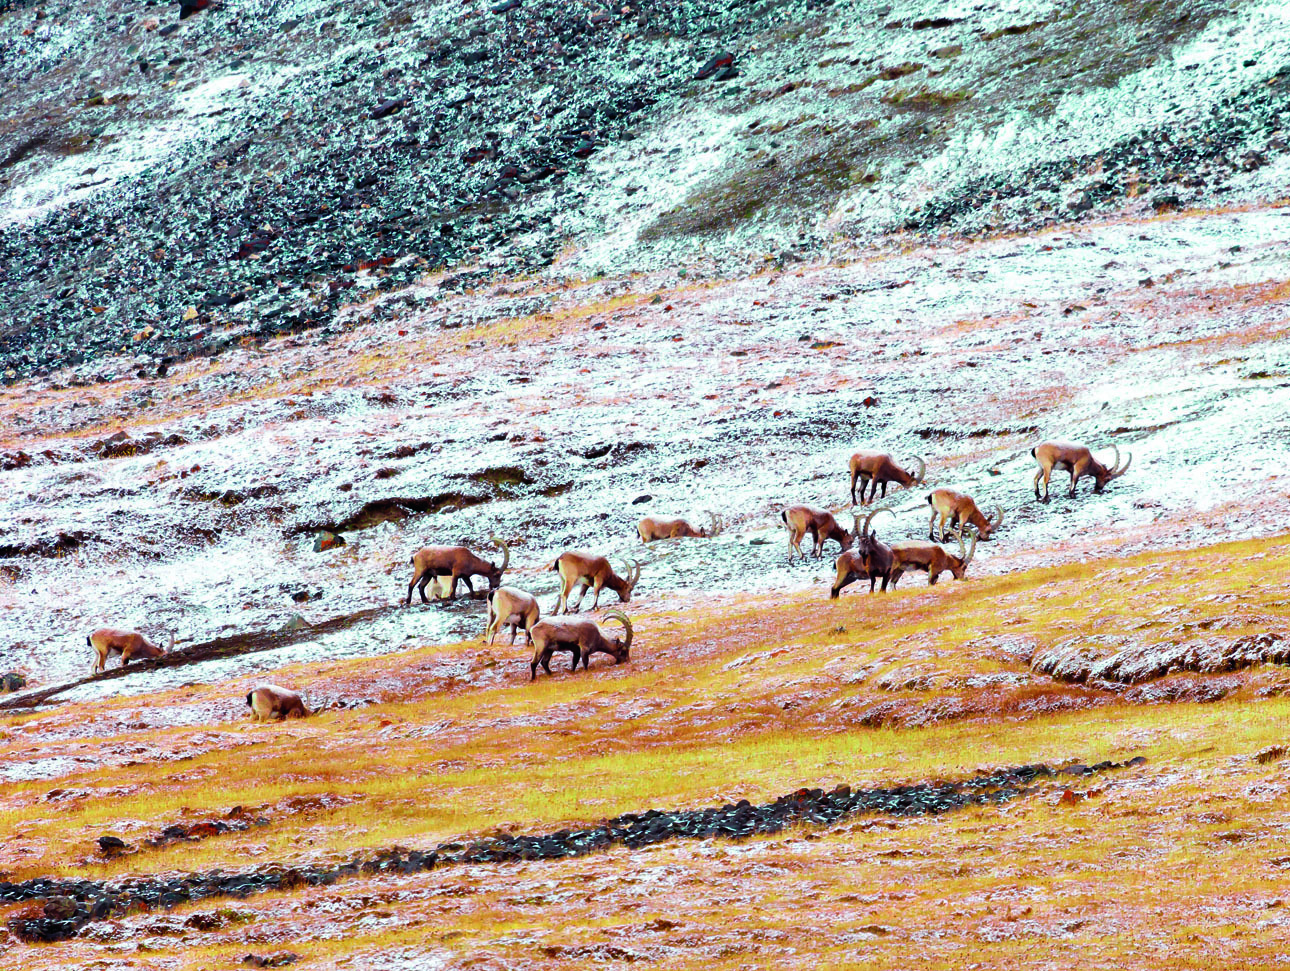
[[782, 505, 853, 564], [88, 628, 172, 675], [484, 586, 541, 646], [888, 532, 978, 587], [849, 452, 926, 505], [637, 512, 723, 543], [246, 684, 309, 721], [831, 507, 896, 597], [927, 488, 1004, 543], [529, 610, 633, 680], [830, 550, 870, 599], [406, 535, 509, 604], [550, 552, 640, 614], [1032, 441, 1131, 502]]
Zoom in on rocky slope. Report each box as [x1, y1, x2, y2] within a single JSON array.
[[1, 0, 1288, 378], [2, 199, 1289, 699]]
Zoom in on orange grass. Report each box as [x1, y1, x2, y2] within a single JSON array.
[[1, 533, 1289, 966], [0, 533, 1287, 883]]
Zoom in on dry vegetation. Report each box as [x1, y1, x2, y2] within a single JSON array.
[[2, 531, 1289, 967], [1, 198, 1288, 966]]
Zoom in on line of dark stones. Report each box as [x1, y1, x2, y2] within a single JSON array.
[[2, 758, 1143, 942]]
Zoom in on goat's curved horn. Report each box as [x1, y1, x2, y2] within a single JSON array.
[[1106, 444, 1121, 474], [962, 529, 979, 569], [621, 559, 641, 589], [604, 608, 633, 651], [1113, 449, 1132, 478], [490, 533, 510, 573], [992, 504, 1004, 530], [911, 456, 927, 486], [863, 506, 895, 539], [707, 511, 723, 538]]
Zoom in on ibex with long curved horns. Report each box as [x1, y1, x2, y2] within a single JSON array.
[[529, 609, 633, 680], [888, 531, 978, 587], [831, 507, 895, 597], [88, 628, 173, 674], [849, 452, 926, 505], [406, 534, 509, 605], [484, 586, 541, 646], [927, 489, 1003, 543], [782, 505, 853, 564], [637, 512, 723, 543], [1032, 441, 1131, 502], [549, 552, 640, 614]]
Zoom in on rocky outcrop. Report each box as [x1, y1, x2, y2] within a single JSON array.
[[1031, 632, 1289, 685]]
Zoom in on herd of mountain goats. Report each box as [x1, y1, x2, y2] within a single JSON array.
[[84, 439, 1130, 719]]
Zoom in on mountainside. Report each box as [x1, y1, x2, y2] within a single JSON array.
[[3, 4, 1290, 969], [1, 0, 1288, 378]]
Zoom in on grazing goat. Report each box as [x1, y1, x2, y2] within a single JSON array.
[[1032, 441, 1131, 502], [888, 532, 978, 587], [246, 684, 309, 721], [782, 505, 853, 564], [637, 512, 723, 543], [529, 609, 632, 680], [849, 452, 926, 505], [831, 507, 895, 597], [550, 552, 640, 614], [406, 535, 509, 605], [88, 628, 172, 675], [484, 586, 541, 646], [927, 489, 1004, 543]]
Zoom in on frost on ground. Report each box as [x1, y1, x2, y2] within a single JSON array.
[[0, 0, 1287, 375], [1, 200, 1288, 695]]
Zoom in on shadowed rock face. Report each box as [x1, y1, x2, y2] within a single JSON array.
[[1, 758, 1142, 942], [1, 0, 1287, 378]]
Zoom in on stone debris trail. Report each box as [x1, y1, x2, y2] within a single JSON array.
[[3, 757, 1144, 942]]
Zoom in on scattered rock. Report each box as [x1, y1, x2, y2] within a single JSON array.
[[179, 0, 216, 19], [313, 531, 346, 552], [694, 52, 734, 80], [96, 836, 130, 855], [370, 98, 409, 120], [283, 615, 310, 631], [0, 760, 1142, 942], [1, 673, 26, 692], [878, 62, 923, 80], [41, 896, 77, 920], [242, 954, 299, 968], [1255, 745, 1286, 765]]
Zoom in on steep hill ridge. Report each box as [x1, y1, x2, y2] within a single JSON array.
[[1, 0, 1288, 377]]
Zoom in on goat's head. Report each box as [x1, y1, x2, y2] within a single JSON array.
[[617, 560, 641, 602], [1092, 445, 1132, 492]]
